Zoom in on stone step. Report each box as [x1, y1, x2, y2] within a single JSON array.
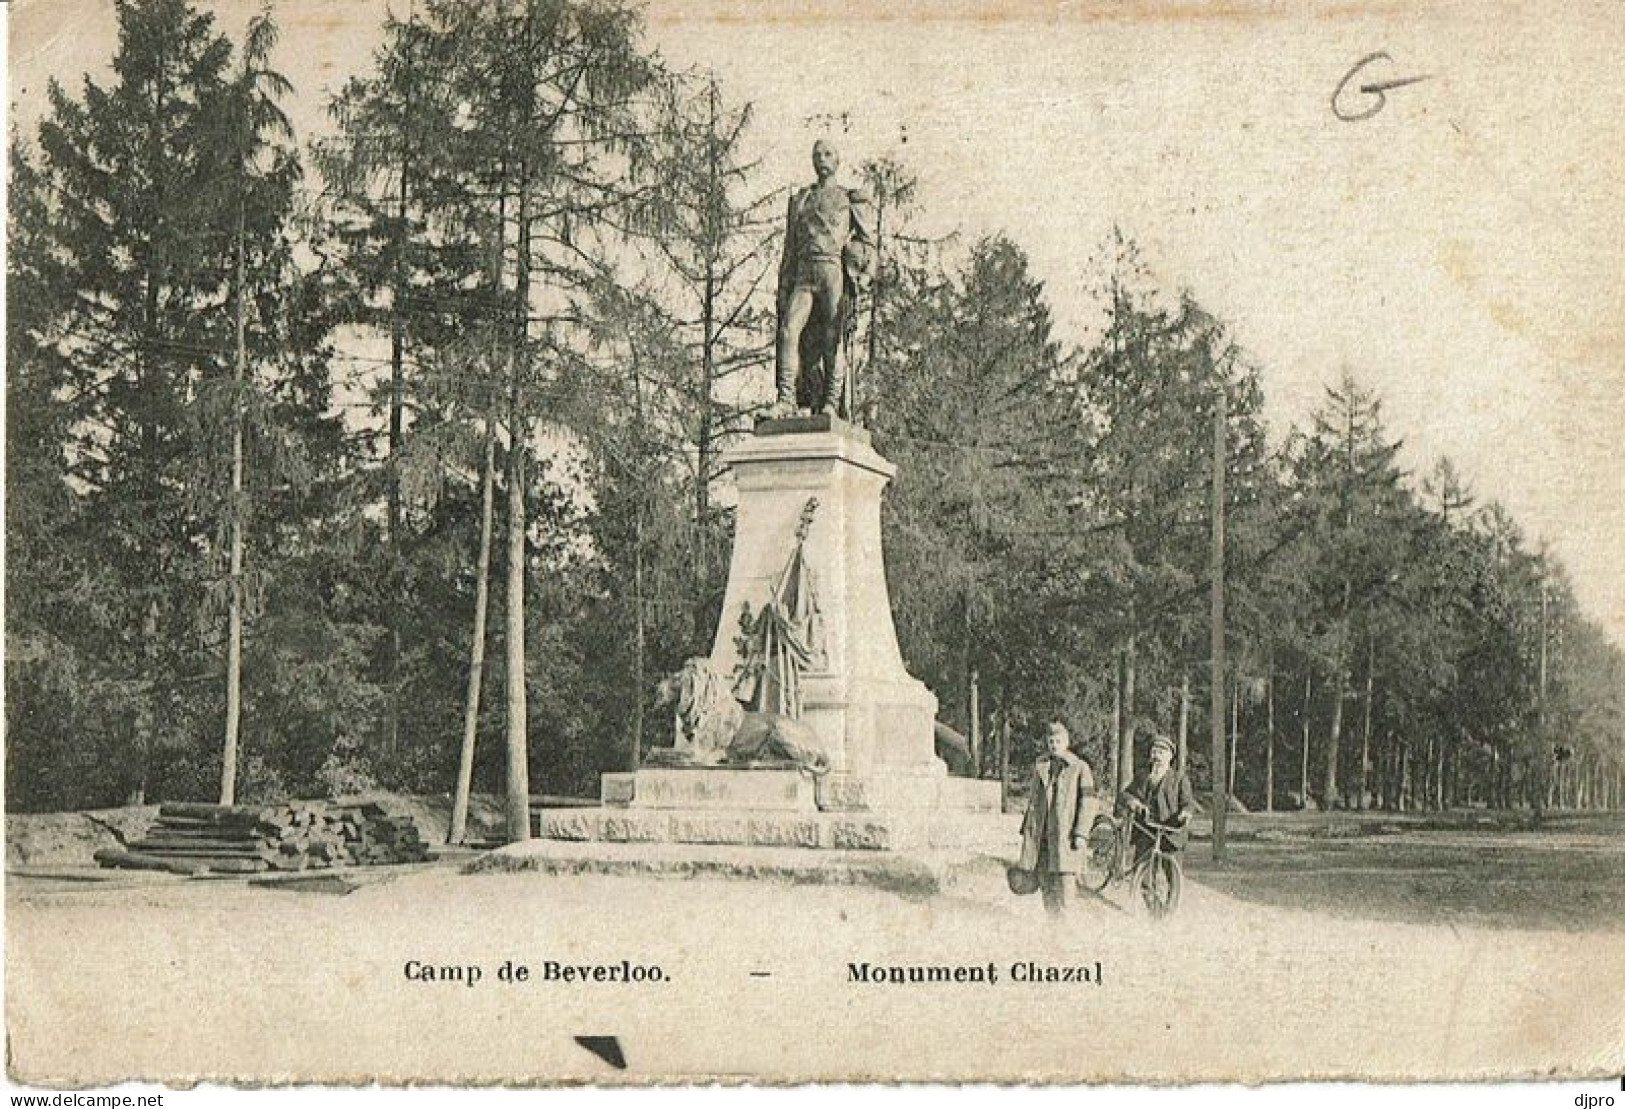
[[466, 838, 1014, 898], [535, 805, 1018, 853]]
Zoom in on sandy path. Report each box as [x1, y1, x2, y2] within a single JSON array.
[[8, 863, 1624, 1085]]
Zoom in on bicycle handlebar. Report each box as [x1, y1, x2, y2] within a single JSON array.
[[1126, 811, 1183, 837]]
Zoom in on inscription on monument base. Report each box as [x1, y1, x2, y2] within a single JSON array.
[[628, 768, 817, 812]]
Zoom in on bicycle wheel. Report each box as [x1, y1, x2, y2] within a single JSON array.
[[1133, 852, 1182, 919], [1080, 817, 1117, 893]]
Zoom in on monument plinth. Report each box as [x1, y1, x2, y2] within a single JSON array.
[[531, 415, 1003, 858], [709, 417, 940, 782]]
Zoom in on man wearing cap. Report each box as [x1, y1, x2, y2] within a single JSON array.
[[1018, 722, 1098, 916], [1119, 735, 1195, 865]]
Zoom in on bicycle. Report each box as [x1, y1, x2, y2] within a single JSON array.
[[1080, 805, 1184, 918]]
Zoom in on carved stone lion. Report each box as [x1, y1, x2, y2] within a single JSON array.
[[651, 657, 832, 774]]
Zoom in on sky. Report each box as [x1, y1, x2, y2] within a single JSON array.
[[8, 0, 1624, 643]]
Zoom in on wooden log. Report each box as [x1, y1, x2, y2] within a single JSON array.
[[126, 847, 277, 863], [132, 839, 271, 855], [93, 848, 203, 875], [200, 858, 269, 874], [149, 826, 263, 839], [158, 802, 268, 823], [153, 814, 268, 832], [150, 826, 265, 843]]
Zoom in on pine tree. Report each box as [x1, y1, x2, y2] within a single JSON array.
[[313, 8, 486, 767], [1054, 237, 1270, 795], [1291, 370, 1406, 806], [12, 0, 345, 807], [411, 0, 665, 840], [870, 234, 1071, 761]]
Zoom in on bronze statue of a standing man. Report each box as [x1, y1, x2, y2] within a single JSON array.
[[772, 140, 875, 420]]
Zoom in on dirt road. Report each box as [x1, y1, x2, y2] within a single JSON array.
[[8, 819, 1624, 1085]]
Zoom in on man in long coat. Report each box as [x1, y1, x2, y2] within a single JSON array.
[[1019, 722, 1098, 916]]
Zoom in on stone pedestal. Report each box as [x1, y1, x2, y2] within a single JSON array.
[[535, 418, 1008, 864], [710, 416, 939, 779], [602, 769, 815, 812]]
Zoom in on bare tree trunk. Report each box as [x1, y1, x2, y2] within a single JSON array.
[[1300, 670, 1313, 809], [1358, 639, 1374, 810], [220, 203, 247, 806], [449, 420, 497, 845], [1534, 581, 1549, 823], [384, 164, 409, 766], [691, 82, 723, 640], [1264, 654, 1275, 813], [1228, 675, 1239, 797], [504, 405, 530, 840], [1123, 633, 1138, 792], [1322, 400, 1358, 810], [1111, 651, 1125, 796], [1209, 384, 1227, 858], [1178, 671, 1190, 775], [960, 589, 974, 739], [630, 499, 646, 771], [998, 709, 1011, 813], [449, 199, 507, 847], [503, 180, 533, 845], [629, 341, 649, 772], [969, 668, 981, 777], [1325, 650, 1347, 809]]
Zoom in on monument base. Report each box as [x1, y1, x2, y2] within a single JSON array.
[[536, 803, 1012, 853], [605, 768, 817, 811], [529, 420, 1011, 872], [536, 765, 1007, 855], [599, 767, 1000, 815]]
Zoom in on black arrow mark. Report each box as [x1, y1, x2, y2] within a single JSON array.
[[574, 1036, 627, 1070]]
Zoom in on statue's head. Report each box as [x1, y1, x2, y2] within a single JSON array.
[[812, 140, 840, 181]]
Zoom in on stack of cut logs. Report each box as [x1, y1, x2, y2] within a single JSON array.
[[94, 801, 430, 876]]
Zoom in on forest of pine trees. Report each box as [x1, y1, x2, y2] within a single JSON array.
[[9, 0, 1623, 831]]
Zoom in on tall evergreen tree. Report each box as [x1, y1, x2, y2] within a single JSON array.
[[313, 7, 487, 766], [409, 0, 665, 839], [870, 234, 1072, 766], [9, 0, 343, 807], [1291, 370, 1406, 806]]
